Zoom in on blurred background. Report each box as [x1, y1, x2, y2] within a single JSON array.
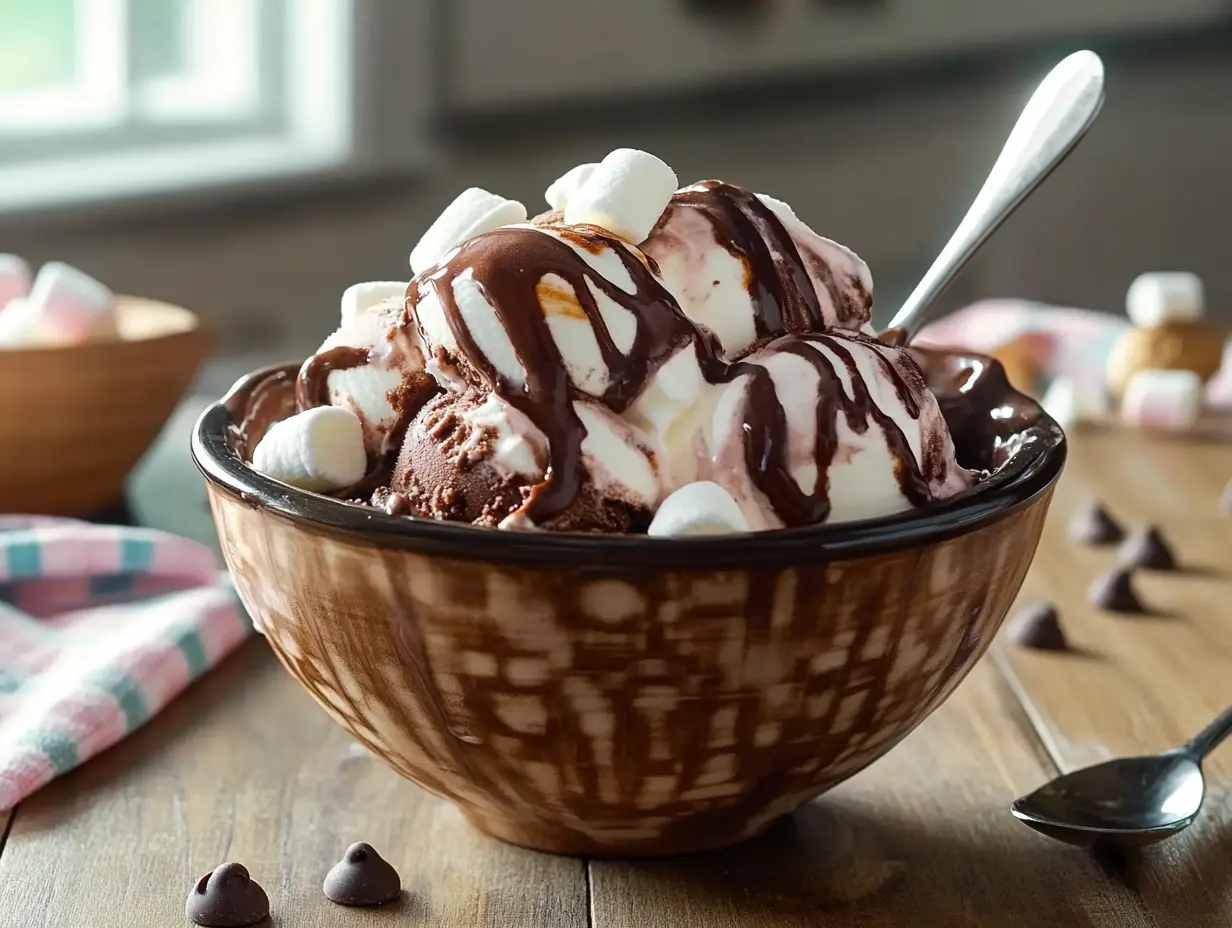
[[1, 0, 1231, 393]]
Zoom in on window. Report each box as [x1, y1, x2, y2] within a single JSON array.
[[0, 0, 353, 213]]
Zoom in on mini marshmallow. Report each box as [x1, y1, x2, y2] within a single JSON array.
[[648, 481, 750, 537], [340, 281, 406, 327], [0, 299, 41, 348], [756, 193, 798, 223], [545, 163, 598, 211], [251, 405, 368, 492], [564, 148, 678, 243], [1040, 375, 1109, 430], [1120, 368, 1202, 431], [25, 261, 115, 343], [410, 188, 527, 275], [1126, 272, 1204, 328], [0, 254, 31, 308]]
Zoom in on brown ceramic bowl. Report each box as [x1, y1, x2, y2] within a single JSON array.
[[193, 348, 1065, 857]]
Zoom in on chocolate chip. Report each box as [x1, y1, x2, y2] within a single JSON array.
[[323, 842, 401, 907], [1069, 500, 1124, 545], [1118, 526, 1176, 571], [185, 862, 270, 927], [1009, 603, 1067, 650], [1088, 568, 1145, 613]]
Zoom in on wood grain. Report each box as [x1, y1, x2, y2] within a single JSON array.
[[0, 641, 588, 928], [589, 661, 1150, 927], [996, 426, 1232, 926]]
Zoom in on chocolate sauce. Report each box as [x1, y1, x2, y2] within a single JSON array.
[[412, 224, 717, 523], [296, 345, 371, 411], [661, 181, 870, 333], [224, 368, 297, 460]]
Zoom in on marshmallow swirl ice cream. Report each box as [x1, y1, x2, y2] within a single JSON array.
[[231, 148, 979, 534]]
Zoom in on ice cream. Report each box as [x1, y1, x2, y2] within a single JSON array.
[[234, 148, 980, 534]]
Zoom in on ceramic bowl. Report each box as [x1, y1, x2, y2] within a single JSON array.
[[193, 348, 1065, 856], [0, 297, 210, 515]]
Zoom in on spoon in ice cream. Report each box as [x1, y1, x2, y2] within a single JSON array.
[[882, 50, 1105, 344], [1011, 700, 1232, 848]]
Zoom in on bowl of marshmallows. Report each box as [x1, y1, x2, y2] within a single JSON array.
[[0, 255, 210, 515]]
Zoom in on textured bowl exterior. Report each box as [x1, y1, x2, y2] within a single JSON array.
[[0, 297, 209, 515], [207, 481, 1053, 856]]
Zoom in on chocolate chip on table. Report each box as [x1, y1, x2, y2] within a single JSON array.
[[1068, 500, 1124, 545], [1009, 603, 1067, 650], [1088, 567, 1145, 614], [323, 842, 402, 907], [185, 862, 270, 927], [1118, 526, 1177, 571]]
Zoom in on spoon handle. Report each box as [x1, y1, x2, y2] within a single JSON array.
[[1184, 701, 1232, 759], [884, 50, 1106, 340]]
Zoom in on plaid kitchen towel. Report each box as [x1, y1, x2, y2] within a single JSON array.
[[0, 516, 251, 810]]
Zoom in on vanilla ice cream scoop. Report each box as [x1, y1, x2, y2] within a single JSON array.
[[642, 181, 874, 358], [707, 332, 976, 528]]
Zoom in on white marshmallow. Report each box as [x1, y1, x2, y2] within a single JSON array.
[[410, 188, 527, 275], [340, 281, 406, 327], [0, 299, 41, 348], [251, 405, 368, 492], [545, 163, 598, 211], [648, 481, 750, 537], [756, 193, 798, 223], [0, 254, 31, 308], [25, 261, 116, 343], [1120, 368, 1202, 431], [564, 148, 678, 243], [1126, 272, 1204, 327], [1040, 375, 1109, 429]]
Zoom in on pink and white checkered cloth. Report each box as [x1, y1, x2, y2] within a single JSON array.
[[0, 517, 250, 810]]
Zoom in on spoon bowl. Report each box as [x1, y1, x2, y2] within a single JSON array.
[[1011, 750, 1204, 848]]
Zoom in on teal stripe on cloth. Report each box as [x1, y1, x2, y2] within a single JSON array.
[[5, 541, 41, 578], [120, 537, 155, 572], [173, 627, 209, 677], [87, 669, 150, 731], [89, 573, 135, 597], [25, 730, 78, 774]]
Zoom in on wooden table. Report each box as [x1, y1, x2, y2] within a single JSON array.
[[2, 428, 1231, 927]]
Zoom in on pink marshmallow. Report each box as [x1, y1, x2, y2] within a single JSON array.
[[0, 254, 31, 309], [25, 261, 115, 342], [1120, 369, 1202, 431]]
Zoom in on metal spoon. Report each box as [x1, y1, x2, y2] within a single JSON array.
[[1011, 701, 1232, 848], [883, 50, 1106, 343]]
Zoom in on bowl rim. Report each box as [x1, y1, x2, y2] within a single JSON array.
[[191, 350, 1067, 569]]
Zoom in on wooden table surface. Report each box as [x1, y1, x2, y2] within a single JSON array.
[[2, 428, 1231, 927]]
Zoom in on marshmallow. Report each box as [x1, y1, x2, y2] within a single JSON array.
[[545, 163, 597, 211], [0, 254, 31, 308], [564, 148, 678, 243], [648, 481, 750, 537], [756, 193, 798, 223], [0, 299, 41, 348], [1126, 272, 1204, 328], [1040, 375, 1109, 430], [340, 281, 406, 327], [25, 261, 116, 343], [410, 188, 527, 275], [1120, 368, 1202, 431], [251, 405, 368, 492]]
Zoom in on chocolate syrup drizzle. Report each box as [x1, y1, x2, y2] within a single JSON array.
[[296, 345, 371, 411], [403, 182, 949, 528], [662, 181, 871, 333], [411, 224, 719, 522]]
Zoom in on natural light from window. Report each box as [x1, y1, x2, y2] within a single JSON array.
[[0, 0, 352, 213]]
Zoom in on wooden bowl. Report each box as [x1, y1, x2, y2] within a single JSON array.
[[0, 296, 210, 515], [194, 349, 1065, 857]]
